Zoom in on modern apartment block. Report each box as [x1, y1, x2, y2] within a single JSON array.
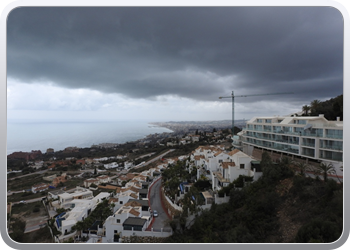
[[240, 114, 343, 175]]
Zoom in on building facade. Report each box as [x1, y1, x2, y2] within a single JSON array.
[[240, 115, 343, 175]]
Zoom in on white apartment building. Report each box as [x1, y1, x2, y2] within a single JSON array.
[[241, 115, 343, 175], [55, 192, 110, 235]]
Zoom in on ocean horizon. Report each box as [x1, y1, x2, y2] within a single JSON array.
[[7, 119, 173, 155]]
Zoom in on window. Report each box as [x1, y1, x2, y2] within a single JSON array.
[[120, 201, 123, 204], [294, 119, 306, 124], [116, 219, 120, 223], [240, 164, 244, 169]]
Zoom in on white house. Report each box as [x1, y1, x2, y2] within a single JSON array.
[[97, 175, 111, 184], [31, 183, 50, 193], [56, 192, 110, 235], [124, 161, 134, 170], [102, 204, 148, 243], [104, 162, 119, 169], [84, 178, 100, 188]]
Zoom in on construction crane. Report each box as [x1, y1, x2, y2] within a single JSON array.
[[218, 91, 294, 136]]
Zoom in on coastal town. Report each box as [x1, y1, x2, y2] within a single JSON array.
[[5, 5, 346, 246], [7, 123, 235, 243], [7, 100, 344, 243]]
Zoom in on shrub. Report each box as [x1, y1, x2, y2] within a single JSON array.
[[295, 218, 342, 243]]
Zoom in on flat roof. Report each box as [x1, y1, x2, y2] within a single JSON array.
[[127, 199, 149, 207], [123, 217, 147, 227]]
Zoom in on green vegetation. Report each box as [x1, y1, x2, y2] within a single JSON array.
[[302, 94, 343, 120], [164, 153, 343, 243], [71, 198, 114, 235], [9, 218, 26, 242], [162, 160, 196, 200], [11, 201, 45, 217]]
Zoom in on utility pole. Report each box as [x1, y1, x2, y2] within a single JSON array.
[[219, 91, 294, 136]]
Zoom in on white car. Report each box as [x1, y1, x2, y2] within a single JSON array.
[[153, 210, 158, 217]]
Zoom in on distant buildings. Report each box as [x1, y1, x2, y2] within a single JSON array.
[[31, 183, 50, 193], [7, 150, 42, 161], [46, 148, 55, 154]]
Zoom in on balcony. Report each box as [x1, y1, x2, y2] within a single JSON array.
[[301, 152, 315, 157], [320, 145, 343, 151], [319, 150, 343, 161], [325, 134, 343, 139], [300, 132, 323, 137]]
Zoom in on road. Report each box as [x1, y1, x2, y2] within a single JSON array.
[[148, 177, 172, 231], [7, 169, 48, 181], [133, 149, 175, 169]]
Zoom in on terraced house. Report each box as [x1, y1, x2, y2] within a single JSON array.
[[190, 146, 262, 191]]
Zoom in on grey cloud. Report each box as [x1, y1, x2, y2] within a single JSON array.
[[7, 7, 343, 104]]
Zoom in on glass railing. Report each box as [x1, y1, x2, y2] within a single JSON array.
[[320, 145, 343, 151], [319, 154, 343, 161], [301, 143, 315, 147], [245, 140, 299, 154], [325, 134, 343, 139], [301, 152, 315, 157], [301, 132, 323, 137]]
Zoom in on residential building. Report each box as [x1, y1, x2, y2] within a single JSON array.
[[97, 175, 111, 184], [52, 174, 68, 187], [240, 115, 343, 175], [55, 187, 93, 208], [190, 146, 261, 191], [32, 183, 50, 193], [46, 148, 54, 154], [101, 204, 150, 243], [55, 192, 110, 235], [84, 178, 100, 188]]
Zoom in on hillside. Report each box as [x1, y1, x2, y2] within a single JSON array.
[[304, 94, 343, 120], [164, 153, 343, 243]]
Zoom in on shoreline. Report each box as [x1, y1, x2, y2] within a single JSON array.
[[7, 122, 174, 156]]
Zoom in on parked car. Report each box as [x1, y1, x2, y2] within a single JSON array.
[[153, 210, 158, 217]]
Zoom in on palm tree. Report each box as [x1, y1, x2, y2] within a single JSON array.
[[316, 162, 336, 182], [293, 161, 310, 177], [72, 220, 85, 239], [310, 99, 321, 115], [302, 105, 311, 116]]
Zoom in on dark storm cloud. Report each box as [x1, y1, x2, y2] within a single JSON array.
[[7, 7, 343, 103]]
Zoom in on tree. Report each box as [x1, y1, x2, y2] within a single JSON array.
[[310, 99, 321, 115], [302, 105, 311, 116], [293, 161, 310, 177], [71, 220, 85, 238], [315, 162, 335, 182], [9, 218, 26, 242]]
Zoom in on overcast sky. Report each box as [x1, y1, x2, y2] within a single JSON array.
[[6, 6, 343, 122]]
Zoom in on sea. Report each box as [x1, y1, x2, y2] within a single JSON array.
[[7, 120, 173, 155]]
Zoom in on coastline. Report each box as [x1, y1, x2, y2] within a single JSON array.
[[7, 121, 174, 155]]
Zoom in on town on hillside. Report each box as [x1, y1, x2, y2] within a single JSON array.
[[7, 113, 344, 243]]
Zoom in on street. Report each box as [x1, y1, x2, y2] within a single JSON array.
[[148, 177, 172, 231]]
